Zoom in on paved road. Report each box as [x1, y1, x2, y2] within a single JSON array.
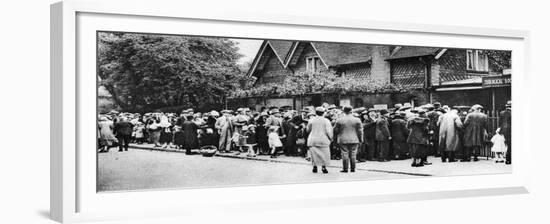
[[98, 147, 512, 192], [98, 149, 408, 192]]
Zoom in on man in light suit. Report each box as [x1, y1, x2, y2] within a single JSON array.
[[333, 106, 364, 172]]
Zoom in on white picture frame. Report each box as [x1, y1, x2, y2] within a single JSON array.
[[50, 0, 531, 223]]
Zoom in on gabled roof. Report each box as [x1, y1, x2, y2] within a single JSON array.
[[284, 42, 373, 68], [268, 40, 294, 64], [313, 42, 373, 66], [386, 46, 442, 60], [246, 40, 294, 77]]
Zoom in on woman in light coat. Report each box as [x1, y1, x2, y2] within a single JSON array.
[[437, 107, 463, 162], [98, 116, 117, 152], [306, 107, 333, 174]]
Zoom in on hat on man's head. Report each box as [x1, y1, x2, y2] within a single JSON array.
[[210, 110, 220, 117], [394, 103, 403, 109], [315, 107, 326, 113], [327, 104, 337, 110], [471, 104, 483, 110], [394, 112, 406, 118], [423, 104, 435, 110], [270, 108, 280, 114], [433, 102, 442, 108], [418, 109, 427, 115], [379, 109, 389, 115], [343, 105, 353, 113], [260, 112, 269, 117], [352, 107, 366, 114]]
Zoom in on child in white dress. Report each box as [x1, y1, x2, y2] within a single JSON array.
[[491, 128, 507, 163], [268, 126, 283, 158]]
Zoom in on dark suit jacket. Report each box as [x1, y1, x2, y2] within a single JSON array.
[[391, 118, 409, 142], [114, 121, 134, 136], [333, 114, 363, 144], [499, 109, 511, 140], [375, 117, 390, 141], [406, 117, 429, 145]]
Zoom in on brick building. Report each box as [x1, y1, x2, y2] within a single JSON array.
[[235, 40, 511, 113]]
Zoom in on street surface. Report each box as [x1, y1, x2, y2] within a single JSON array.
[[98, 145, 512, 192]]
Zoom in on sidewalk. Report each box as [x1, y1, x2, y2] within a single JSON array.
[[128, 143, 512, 177]]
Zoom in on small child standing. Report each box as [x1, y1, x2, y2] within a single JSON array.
[[491, 128, 507, 163], [133, 122, 146, 144], [268, 126, 283, 158], [244, 125, 258, 157]]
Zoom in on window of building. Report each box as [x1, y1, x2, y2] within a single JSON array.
[[306, 56, 321, 72], [466, 50, 489, 72]]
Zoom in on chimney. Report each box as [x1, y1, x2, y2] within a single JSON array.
[[370, 46, 391, 83]]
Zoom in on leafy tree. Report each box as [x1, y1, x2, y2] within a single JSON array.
[[98, 32, 244, 112], [486, 50, 512, 72]]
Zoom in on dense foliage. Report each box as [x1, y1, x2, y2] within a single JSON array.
[[98, 32, 247, 112], [229, 71, 410, 98], [486, 50, 512, 72]]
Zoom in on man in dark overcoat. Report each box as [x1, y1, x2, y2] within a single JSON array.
[[114, 116, 134, 152], [182, 115, 200, 155], [462, 104, 488, 162], [500, 101, 512, 164], [427, 103, 443, 157], [375, 109, 391, 162], [391, 112, 409, 160]]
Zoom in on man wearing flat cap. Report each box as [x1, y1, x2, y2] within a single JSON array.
[[333, 106, 363, 172], [462, 104, 488, 162]]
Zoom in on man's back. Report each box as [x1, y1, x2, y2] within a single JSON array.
[[334, 114, 363, 144], [114, 121, 133, 136]]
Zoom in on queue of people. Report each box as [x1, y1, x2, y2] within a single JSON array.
[[97, 100, 512, 172]]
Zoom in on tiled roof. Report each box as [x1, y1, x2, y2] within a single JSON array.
[[394, 76, 425, 87], [313, 42, 373, 66], [440, 73, 482, 83], [387, 46, 440, 60], [343, 64, 371, 79], [268, 40, 294, 63]]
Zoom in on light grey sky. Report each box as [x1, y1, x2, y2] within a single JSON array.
[[231, 38, 262, 65]]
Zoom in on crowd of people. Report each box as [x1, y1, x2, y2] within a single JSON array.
[[97, 100, 512, 173]]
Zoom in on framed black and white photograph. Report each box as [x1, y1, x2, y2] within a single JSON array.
[[50, 0, 531, 223], [96, 31, 513, 192]]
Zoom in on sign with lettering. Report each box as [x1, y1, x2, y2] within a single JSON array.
[[482, 75, 511, 88], [373, 104, 388, 110], [339, 98, 351, 107]]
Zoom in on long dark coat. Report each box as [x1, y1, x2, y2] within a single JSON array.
[[463, 112, 488, 147], [375, 117, 390, 142], [284, 120, 300, 155], [391, 117, 409, 156], [427, 110, 442, 141], [181, 120, 199, 150], [499, 109, 512, 141], [406, 117, 430, 145]]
